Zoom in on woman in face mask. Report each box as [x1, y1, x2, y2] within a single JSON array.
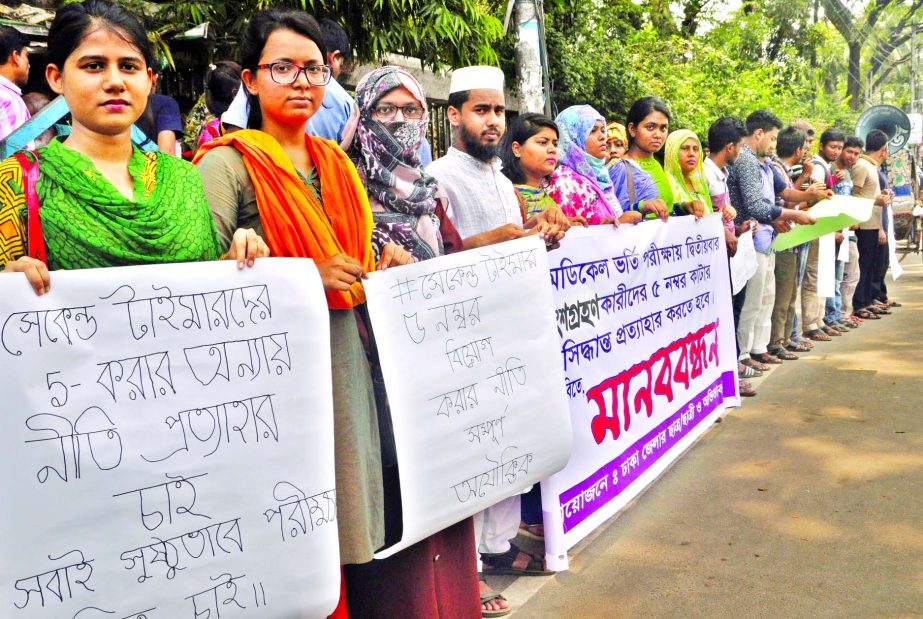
[[351, 65, 464, 262], [347, 65, 486, 618]]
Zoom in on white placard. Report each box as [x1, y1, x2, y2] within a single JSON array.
[[0, 259, 339, 619], [539, 215, 738, 571], [817, 233, 836, 298], [363, 235, 573, 557], [886, 207, 904, 280], [837, 228, 850, 262], [730, 230, 757, 295]]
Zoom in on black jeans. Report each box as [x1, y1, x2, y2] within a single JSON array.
[[853, 229, 881, 310], [874, 241, 889, 303]]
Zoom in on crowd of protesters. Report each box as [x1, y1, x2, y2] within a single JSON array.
[[0, 3, 902, 618]]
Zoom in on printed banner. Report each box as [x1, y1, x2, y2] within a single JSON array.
[[539, 215, 738, 571], [364, 235, 573, 557], [0, 259, 339, 618]]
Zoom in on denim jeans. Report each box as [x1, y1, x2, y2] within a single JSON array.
[[790, 244, 809, 340], [824, 256, 845, 323]]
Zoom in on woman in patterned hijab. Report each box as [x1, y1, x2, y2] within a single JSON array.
[[352, 66, 453, 261]]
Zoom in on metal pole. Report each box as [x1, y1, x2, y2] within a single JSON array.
[[912, 22, 917, 114]]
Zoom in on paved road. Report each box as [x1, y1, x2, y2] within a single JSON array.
[[512, 261, 923, 618]]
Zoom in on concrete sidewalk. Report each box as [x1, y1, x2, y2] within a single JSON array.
[[505, 261, 923, 618]]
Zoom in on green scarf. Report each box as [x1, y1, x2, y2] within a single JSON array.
[[664, 129, 713, 215], [31, 139, 221, 270], [515, 184, 559, 218], [633, 155, 674, 208]]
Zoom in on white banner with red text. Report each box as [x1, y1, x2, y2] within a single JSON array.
[[540, 215, 739, 571]]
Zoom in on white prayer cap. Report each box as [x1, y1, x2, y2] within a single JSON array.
[[449, 66, 504, 94]]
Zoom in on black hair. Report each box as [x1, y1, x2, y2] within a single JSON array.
[[240, 9, 327, 130], [319, 18, 351, 62], [205, 60, 241, 117], [819, 127, 846, 146], [46, 0, 155, 72], [776, 126, 807, 158], [707, 116, 746, 152], [498, 112, 558, 184], [745, 110, 782, 136], [0, 26, 29, 65], [865, 129, 889, 153], [844, 135, 864, 150], [448, 90, 469, 110], [625, 96, 671, 143]]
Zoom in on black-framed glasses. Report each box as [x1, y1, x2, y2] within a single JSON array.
[[371, 103, 425, 120], [257, 62, 332, 86]]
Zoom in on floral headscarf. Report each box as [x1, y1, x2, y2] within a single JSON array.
[[664, 129, 713, 213], [554, 105, 619, 209], [353, 66, 442, 261]]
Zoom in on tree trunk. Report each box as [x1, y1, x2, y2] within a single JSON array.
[[847, 41, 863, 110]]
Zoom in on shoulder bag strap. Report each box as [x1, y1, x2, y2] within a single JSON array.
[[623, 160, 638, 207], [12, 150, 46, 266]]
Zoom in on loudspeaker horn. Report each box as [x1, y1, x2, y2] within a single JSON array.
[[855, 105, 911, 154]]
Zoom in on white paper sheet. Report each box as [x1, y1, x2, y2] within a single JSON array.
[[886, 207, 904, 280], [730, 230, 757, 295], [817, 233, 836, 298], [363, 235, 572, 557], [837, 228, 850, 262], [0, 259, 340, 619], [539, 215, 739, 571]]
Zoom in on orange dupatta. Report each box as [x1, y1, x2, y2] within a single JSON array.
[[194, 129, 375, 309]]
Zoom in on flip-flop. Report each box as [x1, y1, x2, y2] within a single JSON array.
[[481, 591, 511, 618], [769, 347, 798, 361], [805, 329, 831, 341], [743, 358, 770, 372], [739, 380, 757, 397]]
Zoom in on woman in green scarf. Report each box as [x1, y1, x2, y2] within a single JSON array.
[[663, 128, 712, 219], [0, 0, 266, 294], [624, 96, 705, 218]]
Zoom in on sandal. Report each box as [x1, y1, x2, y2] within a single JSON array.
[[739, 379, 757, 397], [854, 309, 879, 320], [482, 545, 554, 576], [888, 300, 902, 308], [479, 577, 511, 618], [821, 326, 842, 337], [870, 306, 891, 315], [839, 320, 859, 329], [519, 522, 544, 541], [830, 323, 850, 333], [751, 352, 783, 365], [738, 363, 762, 378], [786, 340, 811, 352], [742, 358, 770, 372], [804, 329, 831, 341], [769, 347, 798, 361]]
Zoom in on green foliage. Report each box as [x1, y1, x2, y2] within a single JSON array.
[[148, 0, 505, 69], [545, 0, 860, 137]]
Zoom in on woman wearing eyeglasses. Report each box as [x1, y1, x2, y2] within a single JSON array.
[[344, 65, 481, 618], [195, 10, 414, 616]]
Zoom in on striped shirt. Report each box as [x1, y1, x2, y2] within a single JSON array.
[[0, 75, 30, 142]]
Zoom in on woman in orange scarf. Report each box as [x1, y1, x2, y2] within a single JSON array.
[[195, 9, 412, 616]]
